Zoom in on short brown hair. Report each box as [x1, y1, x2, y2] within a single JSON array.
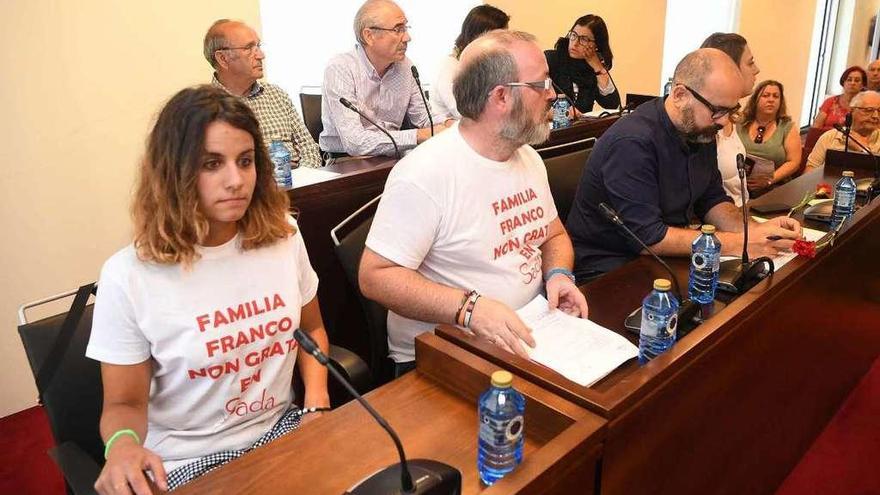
[[133, 85, 294, 266]]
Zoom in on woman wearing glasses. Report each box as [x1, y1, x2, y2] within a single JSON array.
[[811, 66, 868, 131], [433, 5, 509, 120], [545, 14, 620, 115], [737, 80, 802, 192], [807, 90, 880, 169], [87, 86, 330, 493]]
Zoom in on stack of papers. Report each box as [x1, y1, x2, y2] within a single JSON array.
[[516, 295, 638, 387]]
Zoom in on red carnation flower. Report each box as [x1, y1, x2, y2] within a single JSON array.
[[815, 183, 832, 198], [792, 239, 817, 258]]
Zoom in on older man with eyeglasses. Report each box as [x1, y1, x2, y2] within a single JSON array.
[[320, 0, 449, 157], [807, 91, 880, 169], [203, 19, 322, 168], [565, 48, 801, 280], [359, 30, 588, 376]]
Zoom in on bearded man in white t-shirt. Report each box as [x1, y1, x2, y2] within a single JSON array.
[[360, 30, 590, 375]]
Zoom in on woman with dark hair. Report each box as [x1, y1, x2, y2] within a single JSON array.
[[812, 66, 868, 131], [545, 14, 620, 114], [738, 80, 802, 191], [433, 4, 509, 120], [87, 85, 330, 493], [701, 32, 761, 206]]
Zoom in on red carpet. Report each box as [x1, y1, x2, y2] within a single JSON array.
[[775, 356, 880, 495], [0, 406, 65, 495]]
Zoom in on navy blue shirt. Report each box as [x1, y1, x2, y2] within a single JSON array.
[[565, 98, 732, 278]]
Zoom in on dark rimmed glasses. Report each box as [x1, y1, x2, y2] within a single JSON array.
[[567, 31, 595, 46], [681, 84, 740, 120]]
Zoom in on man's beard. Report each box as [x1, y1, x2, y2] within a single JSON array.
[[500, 93, 551, 145], [680, 104, 722, 144]]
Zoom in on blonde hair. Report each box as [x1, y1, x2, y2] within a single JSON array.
[[132, 85, 294, 266]]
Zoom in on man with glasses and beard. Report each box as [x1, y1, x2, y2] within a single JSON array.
[[565, 48, 801, 281], [359, 30, 589, 376]]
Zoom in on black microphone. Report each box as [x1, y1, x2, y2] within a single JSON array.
[[596, 53, 622, 113], [833, 123, 880, 201], [292, 329, 460, 494], [596, 202, 699, 336], [410, 66, 434, 137], [843, 112, 853, 156], [339, 97, 401, 159]]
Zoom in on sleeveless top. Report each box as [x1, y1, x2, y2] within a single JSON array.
[[737, 119, 793, 168]]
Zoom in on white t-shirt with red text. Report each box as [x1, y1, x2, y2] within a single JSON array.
[[366, 122, 558, 362], [86, 223, 318, 471]]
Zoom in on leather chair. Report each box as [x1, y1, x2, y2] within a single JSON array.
[[331, 195, 395, 386], [299, 91, 323, 142], [18, 283, 369, 494], [541, 139, 595, 224]]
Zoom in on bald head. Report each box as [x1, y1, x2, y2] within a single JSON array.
[[673, 48, 741, 94], [204, 19, 240, 69], [454, 30, 538, 119], [354, 0, 401, 44]]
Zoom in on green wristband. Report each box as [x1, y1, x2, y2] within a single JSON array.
[[104, 429, 141, 459]]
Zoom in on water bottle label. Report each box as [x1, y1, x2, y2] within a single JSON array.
[[691, 251, 719, 271], [642, 311, 677, 337], [479, 413, 523, 445], [505, 415, 524, 442]]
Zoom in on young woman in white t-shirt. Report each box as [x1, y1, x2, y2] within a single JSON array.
[[86, 86, 330, 494]]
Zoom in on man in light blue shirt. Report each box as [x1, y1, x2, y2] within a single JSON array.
[[320, 0, 449, 157]]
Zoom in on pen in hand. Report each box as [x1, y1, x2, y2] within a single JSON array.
[[766, 235, 783, 241]]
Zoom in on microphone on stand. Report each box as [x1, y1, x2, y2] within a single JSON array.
[[842, 113, 853, 157], [833, 122, 880, 202], [410, 66, 434, 137], [339, 97, 401, 159], [293, 329, 461, 495], [595, 202, 700, 336], [717, 154, 775, 294]]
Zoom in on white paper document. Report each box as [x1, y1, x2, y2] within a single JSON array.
[[734, 217, 826, 270], [516, 295, 639, 387], [291, 167, 341, 187]]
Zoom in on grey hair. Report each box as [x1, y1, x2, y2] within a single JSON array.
[[851, 90, 880, 108], [453, 30, 536, 119], [672, 49, 716, 92], [204, 19, 235, 69], [353, 0, 397, 45]]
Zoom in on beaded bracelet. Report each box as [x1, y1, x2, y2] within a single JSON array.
[[104, 429, 141, 459], [298, 406, 332, 416], [545, 267, 576, 283]]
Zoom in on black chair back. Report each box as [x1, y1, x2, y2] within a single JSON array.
[[332, 204, 394, 385], [543, 144, 594, 224], [299, 92, 323, 142], [18, 300, 104, 466]]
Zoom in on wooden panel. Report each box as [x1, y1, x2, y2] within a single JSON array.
[[171, 334, 605, 495]]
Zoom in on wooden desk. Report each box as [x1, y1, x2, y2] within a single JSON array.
[[172, 334, 605, 495], [437, 167, 880, 494], [291, 116, 618, 364]]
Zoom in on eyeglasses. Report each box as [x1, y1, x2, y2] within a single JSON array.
[[681, 84, 741, 120], [754, 125, 766, 144], [369, 24, 410, 35], [218, 42, 263, 56], [567, 31, 595, 46], [853, 106, 880, 115], [503, 78, 553, 91]]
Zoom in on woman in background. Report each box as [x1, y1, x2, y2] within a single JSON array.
[[700, 32, 761, 206], [432, 4, 509, 120], [87, 85, 330, 493], [545, 14, 620, 114], [738, 80, 802, 192], [811, 66, 867, 131]]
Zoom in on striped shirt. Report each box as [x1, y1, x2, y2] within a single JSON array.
[[212, 76, 322, 168], [319, 44, 439, 157]]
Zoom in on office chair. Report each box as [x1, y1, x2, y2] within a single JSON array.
[[18, 283, 369, 495], [541, 140, 595, 223], [331, 195, 395, 386], [299, 90, 323, 143]]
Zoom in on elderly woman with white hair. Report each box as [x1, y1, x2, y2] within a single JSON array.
[[807, 90, 880, 169]]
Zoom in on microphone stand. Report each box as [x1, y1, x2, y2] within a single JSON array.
[[293, 329, 461, 495], [339, 97, 402, 159], [596, 203, 700, 337], [717, 154, 775, 294], [410, 66, 434, 137], [835, 123, 880, 203]]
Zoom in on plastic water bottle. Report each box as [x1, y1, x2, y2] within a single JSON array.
[[663, 77, 673, 97], [639, 279, 679, 364], [552, 95, 571, 129], [477, 370, 525, 485], [830, 170, 857, 229], [269, 140, 292, 189], [688, 224, 722, 304]]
